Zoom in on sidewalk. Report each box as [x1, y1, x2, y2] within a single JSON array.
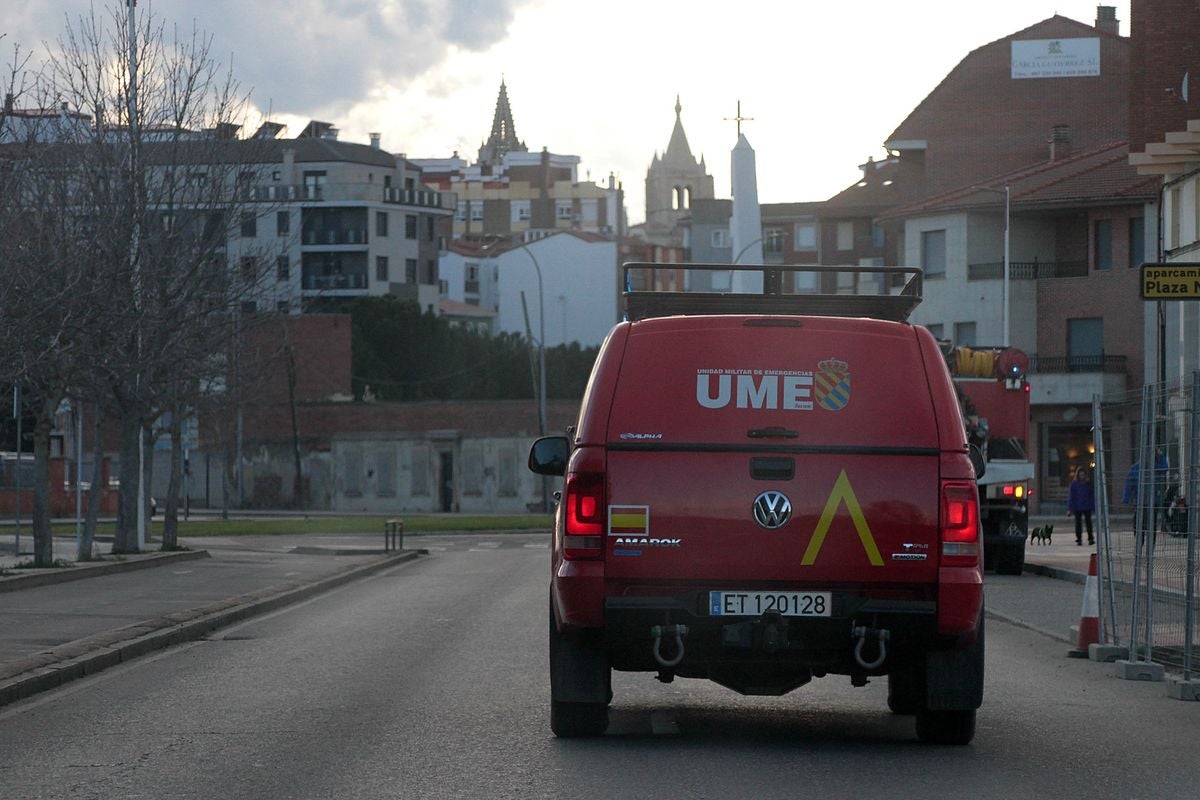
[[0, 522, 1099, 709], [0, 530, 425, 707]]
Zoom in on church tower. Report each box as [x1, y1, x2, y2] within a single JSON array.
[[477, 79, 528, 167], [644, 96, 714, 243]]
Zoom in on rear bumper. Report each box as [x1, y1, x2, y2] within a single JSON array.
[[599, 590, 941, 676]]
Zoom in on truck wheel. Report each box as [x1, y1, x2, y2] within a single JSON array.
[[995, 541, 1024, 575], [916, 709, 976, 745], [549, 596, 610, 737]]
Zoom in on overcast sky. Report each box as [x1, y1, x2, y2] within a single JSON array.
[[5, 1, 1131, 223]]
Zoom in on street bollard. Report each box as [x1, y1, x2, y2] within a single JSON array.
[[385, 518, 404, 552]]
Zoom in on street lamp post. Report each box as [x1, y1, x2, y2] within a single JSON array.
[[974, 184, 1010, 347], [484, 236, 549, 511]]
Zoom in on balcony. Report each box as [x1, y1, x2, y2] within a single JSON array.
[[1027, 354, 1127, 406], [383, 186, 456, 210], [302, 228, 368, 246], [967, 259, 1088, 280], [301, 272, 368, 292], [244, 183, 455, 210]]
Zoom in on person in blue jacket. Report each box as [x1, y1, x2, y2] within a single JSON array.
[[1067, 466, 1096, 546]]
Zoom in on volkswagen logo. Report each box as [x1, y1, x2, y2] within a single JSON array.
[[753, 491, 792, 529]]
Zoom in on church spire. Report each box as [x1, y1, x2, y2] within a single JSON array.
[[663, 95, 694, 167], [478, 78, 528, 166]]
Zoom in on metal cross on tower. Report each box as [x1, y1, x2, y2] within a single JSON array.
[[724, 100, 754, 137]]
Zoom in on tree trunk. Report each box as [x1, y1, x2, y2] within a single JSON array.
[[162, 408, 182, 550], [113, 409, 142, 553], [81, 404, 105, 561], [31, 397, 58, 567], [142, 424, 154, 546]]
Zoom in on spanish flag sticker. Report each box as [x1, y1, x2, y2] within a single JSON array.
[[609, 505, 650, 536]]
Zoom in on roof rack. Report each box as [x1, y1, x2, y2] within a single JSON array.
[[622, 263, 923, 322]]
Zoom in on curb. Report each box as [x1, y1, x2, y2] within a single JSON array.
[[0, 550, 212, 593], [1022, 562, 1087, 585], [0, 549, 422, 708]]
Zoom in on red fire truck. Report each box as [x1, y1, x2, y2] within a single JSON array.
[[944, 344, 1033, 575]]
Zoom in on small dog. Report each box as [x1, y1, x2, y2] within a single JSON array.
[[1029, 524, 1053, 545]]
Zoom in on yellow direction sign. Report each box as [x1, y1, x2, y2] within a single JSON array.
[[1142, 263, 1200, 299]]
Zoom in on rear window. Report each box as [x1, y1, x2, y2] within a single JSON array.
[[608, 316, 939, 449]]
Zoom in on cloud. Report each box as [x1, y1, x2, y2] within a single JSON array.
[[3, 0, 524, 118]]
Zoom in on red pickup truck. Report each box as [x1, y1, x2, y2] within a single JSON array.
[[529, 264, 985, 745]]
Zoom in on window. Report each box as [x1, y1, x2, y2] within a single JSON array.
[[926, 323, 944, 340], [240, 300, 257, 313], [1094, 219, 1112, 270], [426, 217, 436, 241], [376, 211, 388, 237], [410, 445, 429, 496], [240, 212, 257, 238], [240, 256, 258, 283], [837, 221, 854, 251], [871, 223, 885, 249], [711, 229, 729, 248], [376, 256, 389, 282], [465, 263, 480, 294], [498, 446, 517, 496], [1068, 317, 1104, 371], [276, 300, 290, 313], [556, 200, 573, 221], [455, 202, 467, 221], [423, 259, 437, 285], [470, 202, 483, 222], [405, 214, 417, 239], [1129, 216, 1145, 268], [375, 449, 395, 497], [921, 229, 946, 277], [405, 258, 418, 283], [763, 229, 785, 255], [303, 170, 326, 199], [276, 256, 289, 282], [512, 200, 531, 223], [462, 444, 483, 496], [343, 446, 363, 496], [794, 222, 817, 250], [276, 211, 289, 237], [954, 321, 976, 347]]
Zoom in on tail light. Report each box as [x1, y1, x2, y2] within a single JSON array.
[[1000, 483, 1027, 499], [563, 471, 605, 560], [941, 481, 980, 567]]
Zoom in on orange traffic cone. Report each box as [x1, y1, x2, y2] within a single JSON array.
[[1068, 552, 1101, 658]]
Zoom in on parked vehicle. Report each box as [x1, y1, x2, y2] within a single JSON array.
[[943, 343, 1033, 575], [529, 264, 986, 745]]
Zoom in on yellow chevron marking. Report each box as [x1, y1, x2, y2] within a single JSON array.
[[801, 470, 884, 566]]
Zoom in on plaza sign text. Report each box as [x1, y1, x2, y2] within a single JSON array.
[[1141, 263, 1200, 300]]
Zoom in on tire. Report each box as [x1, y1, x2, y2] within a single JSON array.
[[916, 708, 976, 745], [995, 541, 1024, 575], [551, 700, 609, 738], [548, 595, 610, 738]]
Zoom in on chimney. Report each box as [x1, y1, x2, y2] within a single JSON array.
[[1095, 6, 1119, 36], [369, 132, 381, 149], [1049, 124, 1072, 160]]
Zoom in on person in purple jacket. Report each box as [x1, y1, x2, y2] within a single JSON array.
[[1067, 467, 1096, 546]]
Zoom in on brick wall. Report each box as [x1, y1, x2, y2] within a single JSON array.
[[1129, 0, 1200, 152]]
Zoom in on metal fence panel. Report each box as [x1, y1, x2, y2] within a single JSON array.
[[1096, 377, 1200, 675]]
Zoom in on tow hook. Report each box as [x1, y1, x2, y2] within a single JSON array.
[[651, 624, 689, 668], [852, 625, 890, 670]]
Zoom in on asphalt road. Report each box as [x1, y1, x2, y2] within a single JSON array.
[[0, 533, 1195, 800]]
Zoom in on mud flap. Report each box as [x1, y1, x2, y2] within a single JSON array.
[[925, 614, 985, 711], [550, 598, 612, 704]]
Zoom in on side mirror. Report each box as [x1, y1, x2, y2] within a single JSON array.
[[529, 435, 570, 476], [969, 444, 987, 481]]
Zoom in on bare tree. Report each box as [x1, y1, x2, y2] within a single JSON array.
[[3, 3, 278, 556]]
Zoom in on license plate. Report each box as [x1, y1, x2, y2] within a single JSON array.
[[709, 591, 832, 617]]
